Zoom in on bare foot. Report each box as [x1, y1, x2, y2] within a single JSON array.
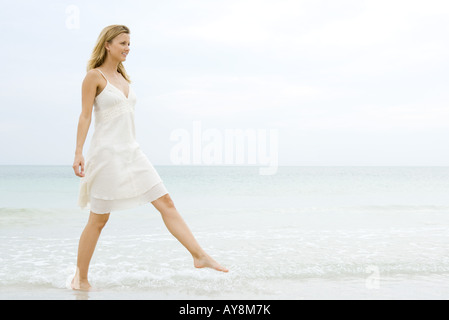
[[71, 274, 92, 291], [194, 254, 229, 273]]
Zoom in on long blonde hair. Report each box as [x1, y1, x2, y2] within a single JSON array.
[[86, 24, 131, 83]]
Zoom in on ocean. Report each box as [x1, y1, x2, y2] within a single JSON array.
[[0, 165, 448, 300]]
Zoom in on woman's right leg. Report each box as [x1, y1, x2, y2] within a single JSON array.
[[151, 194, 228, 272], [71, 211, 110, 290]]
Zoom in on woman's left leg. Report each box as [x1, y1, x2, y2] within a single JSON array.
[[71, 211, 110, 290], [151, 194, 228, 272]]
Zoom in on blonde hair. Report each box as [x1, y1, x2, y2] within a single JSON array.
[[86, 24, 131, 83]]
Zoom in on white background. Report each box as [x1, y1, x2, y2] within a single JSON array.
[[1, 0, 448, 166]]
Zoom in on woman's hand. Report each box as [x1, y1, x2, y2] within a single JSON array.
[[73, 154, 85, 177]]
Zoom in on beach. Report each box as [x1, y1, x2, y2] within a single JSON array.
[[1, 165, 448, 300]]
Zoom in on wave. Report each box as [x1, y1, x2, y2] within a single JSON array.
[[0, 207, 80, 215], [2, 259, 449, 295]]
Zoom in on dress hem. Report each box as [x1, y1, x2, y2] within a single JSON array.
[[78, 181, 168, 214]]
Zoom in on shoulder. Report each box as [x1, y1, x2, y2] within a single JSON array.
[[85, 68, 102, 80], [83, 69, 103, 86]]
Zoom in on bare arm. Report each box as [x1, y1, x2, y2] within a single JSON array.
[[72, 70, 99, 177]]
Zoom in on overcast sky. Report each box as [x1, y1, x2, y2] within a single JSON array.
[[1, 0, 448, 166]]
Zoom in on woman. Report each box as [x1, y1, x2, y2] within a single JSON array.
[[71, 25, 228, 291]]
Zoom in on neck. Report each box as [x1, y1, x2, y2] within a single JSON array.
[[100, 55, 121, 73]]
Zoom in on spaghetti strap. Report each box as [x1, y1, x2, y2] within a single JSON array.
[[96, 68, 108, 82]]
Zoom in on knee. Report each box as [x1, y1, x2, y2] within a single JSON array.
[[155, 193, 176, 210], [97, 218, 109, 230], [162, 194, 176, 209], [88, 213, 109, 231]]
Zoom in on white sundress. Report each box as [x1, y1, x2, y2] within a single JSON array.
[[78, 68, 168, 214]]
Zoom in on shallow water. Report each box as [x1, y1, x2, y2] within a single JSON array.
[[1, 166, 448, 299]]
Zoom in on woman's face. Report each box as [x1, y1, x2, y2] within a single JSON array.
[[106, 33, 130, 62]]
